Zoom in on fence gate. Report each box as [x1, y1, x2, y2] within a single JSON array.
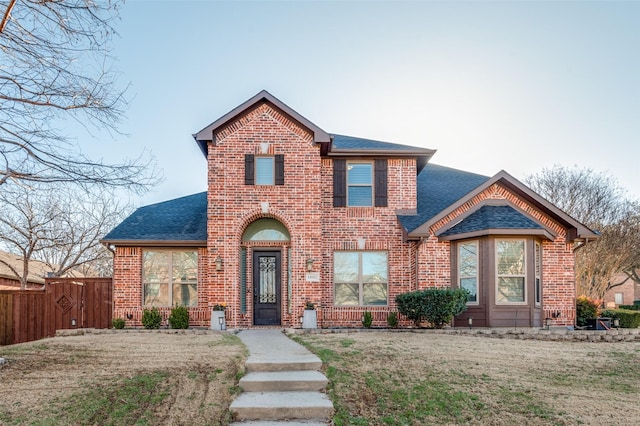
[[45, 278, 113, 334], [0, 278, 112, 345]]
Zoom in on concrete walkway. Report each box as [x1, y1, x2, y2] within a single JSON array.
[[230, 330, 334, 425]]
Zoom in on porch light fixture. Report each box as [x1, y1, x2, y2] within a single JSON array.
[[545, 317, 551, 330], [306, 258, 314, 272], [215, 255, 223, 271], [467, 317, 473, 329], [613, 318, 620, 329]]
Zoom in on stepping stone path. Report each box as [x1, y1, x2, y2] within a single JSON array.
[[230, 330, 333, 425]]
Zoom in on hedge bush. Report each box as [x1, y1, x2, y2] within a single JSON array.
[[112, 318, 125, 329], [576, 296, 599, 326], [362, 311, 373, 328], [386, 311, 399, 328], [619, 304, 640, 311], [168, 305, 190, 329], [396, 288, 468, 328], [601, 308, 640, 328], [142, 307, 162, 329]]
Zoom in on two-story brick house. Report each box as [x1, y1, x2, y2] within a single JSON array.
[[102, 90, 597, 328]]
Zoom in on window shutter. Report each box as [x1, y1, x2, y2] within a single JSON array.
[[244, 154, 254, 185], [374, 159, 388, 207], [275, 154, 284, 185], [333, 159, 346, 207]]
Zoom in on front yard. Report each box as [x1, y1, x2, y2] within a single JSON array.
[[1, 330, 638, 425]]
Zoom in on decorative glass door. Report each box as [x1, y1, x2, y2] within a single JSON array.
[[253, 251, 281, 325]]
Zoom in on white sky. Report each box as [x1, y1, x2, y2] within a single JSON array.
[[82, 0, 640, 206]]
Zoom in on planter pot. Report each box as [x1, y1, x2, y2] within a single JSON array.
[[211, 310, 226, 331], [302, 309, 317, 329]]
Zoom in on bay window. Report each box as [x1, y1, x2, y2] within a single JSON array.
[[496, 240, 526, 303], [458, 241, 478, 304]]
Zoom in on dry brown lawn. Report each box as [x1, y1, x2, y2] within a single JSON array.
[[0, 331, 245, 425], [1, 330, 639, 425], [295, 331, 640, 426]]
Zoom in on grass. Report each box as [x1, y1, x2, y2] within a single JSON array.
[[3, 372, 171, 426], [295, 333, 640, 425]]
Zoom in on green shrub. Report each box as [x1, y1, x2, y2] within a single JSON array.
[[576, 296, 599, 326], [386, 311, 398, 328], [142, 307, 162, 329], [112, 318, 125, 329], [362, 311, 373, 328], [396, 288, 469, 328], [168, 305, 189, 329], [601, 308, 640, 328], [619, 304, 640, 311]]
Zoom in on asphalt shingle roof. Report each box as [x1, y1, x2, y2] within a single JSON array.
[[331, 134, 431, 152], [398, 164, 490, 233], [439, 205, 543, 237], [102, 192, 207, 242]]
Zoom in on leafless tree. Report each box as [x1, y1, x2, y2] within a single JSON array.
[[526, 165, 640, 298], [0, 0, 158, 191], [0, 182, 133, 289]]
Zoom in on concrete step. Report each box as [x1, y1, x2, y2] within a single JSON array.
[[230, 391, 334, 422], [245, 359, 322, 373], [240, 370, 329, 392]]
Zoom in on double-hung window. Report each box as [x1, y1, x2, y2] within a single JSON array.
[[143, 250, 198, 307], [347, 163, 373, 206], [245, 154, 284, 186], [334, 251, 388, 306], [255, 157, 275, 185], [458, 241, 479, 304], [496, 240, 526, 303]]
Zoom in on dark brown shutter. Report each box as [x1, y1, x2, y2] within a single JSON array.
[[333, 159, 346, 207], [374, 159, 388, 207], [245, 154, 254, 185], [275, 154, 284, 185]]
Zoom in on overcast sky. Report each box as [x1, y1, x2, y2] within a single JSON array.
[[87, 0, 640, 206]]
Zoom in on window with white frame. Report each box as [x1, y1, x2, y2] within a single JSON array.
[[535, 242, 542, 305], [347, 162, 373, 206], [496, 240, 526, 303], [143, 250, 198, 307], [334, 251, 387, 306], [458, 241, 479, 304], [614, 292, 624, 305]]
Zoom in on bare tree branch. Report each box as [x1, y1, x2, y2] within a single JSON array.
[[526, 165, 640, 298], [0, 0, 160, 192]]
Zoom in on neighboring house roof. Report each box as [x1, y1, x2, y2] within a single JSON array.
[[193, 90, 332, 157], [0, 250, 80, 286], [398, 164, 490, 233], [437, 205, 554, 240], [101, 192, 207, 246]]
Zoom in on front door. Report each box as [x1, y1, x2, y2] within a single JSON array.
[[253, 251, 281, 325]]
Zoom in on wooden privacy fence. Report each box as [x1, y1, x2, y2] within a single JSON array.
[[0, 278, 112, 345]]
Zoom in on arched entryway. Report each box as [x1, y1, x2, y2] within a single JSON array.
[[242, 218, 290, 326]]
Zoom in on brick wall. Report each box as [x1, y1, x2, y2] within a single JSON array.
[[112, 102, 580, 329]]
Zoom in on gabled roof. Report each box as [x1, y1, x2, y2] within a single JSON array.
[[406, 169, 599, 242], [437, 204, 554, 241], [101, 192, 207, 246], [398, 164, 490, 233], [193, 90, 331, 157], [329, 134, 435, 172]]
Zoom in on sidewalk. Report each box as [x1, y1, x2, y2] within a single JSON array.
[[229, 330, 334, 425]]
